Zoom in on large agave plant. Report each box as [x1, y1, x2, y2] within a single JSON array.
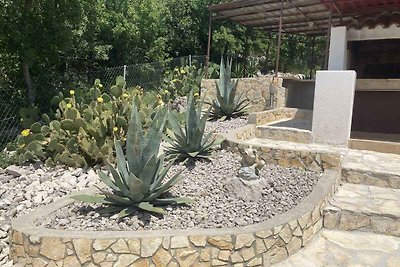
[[165, 93, 219, 161], [210, 58, 250, 120], [72, 102, 192, 217]]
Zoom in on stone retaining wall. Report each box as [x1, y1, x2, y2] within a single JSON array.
[[224, 125, 340, 173], [201, 77, 286, 112], [248, 108, 312, 126], [10, 171, 339, 267]]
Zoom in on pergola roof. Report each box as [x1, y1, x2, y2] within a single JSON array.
[[208, 0, 400, 35]]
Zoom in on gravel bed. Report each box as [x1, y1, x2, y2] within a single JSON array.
[[0, 164, 98, 266], [36, 149, 322, 232], [205, 116, 248, 134]]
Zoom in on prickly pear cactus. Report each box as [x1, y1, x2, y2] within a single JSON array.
[[14, 76, 163, 168]]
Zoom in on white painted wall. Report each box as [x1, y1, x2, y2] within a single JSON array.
[[328, 26, 348, 70], [312, 71, 357, 147]]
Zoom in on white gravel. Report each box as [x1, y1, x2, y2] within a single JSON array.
[[0, 164, 98, 266], [205, 116, 248, 134], [35, 149, 322, 232]]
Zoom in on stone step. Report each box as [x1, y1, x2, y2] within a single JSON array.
[[323, 183, 400, 237], [342, 149, 400, 189], [256, 125, 311, 144], [274, 230, 400, 267]]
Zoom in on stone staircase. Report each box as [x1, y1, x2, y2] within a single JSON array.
[[243, 131, 400, 238], [255, 118, 312, 144], [323, 150, 400, 237]]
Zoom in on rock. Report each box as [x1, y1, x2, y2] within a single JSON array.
[[141, 238, 162, 257], [237, 166, 259, 181], [39, 237, 66, 261], [153, 248, 172, 267], [171, 97, 188, 113], [5, 166, 27, 177], [223, 178, 262, 202], [207, 235, 233, 250], [170, 236, 190, 249], [72, 239, 93, 264], [235, 234, 255, 250], [241, 147, 256, 166]]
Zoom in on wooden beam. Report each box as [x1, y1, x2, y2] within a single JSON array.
[[324, 2, 333, 70], [275, 0, 284, 76], [330, 0, 342, 15], [287, 0, 323, 30], [212, 1, 322, 21], [259, 17, 346, 30], [208, 0, 268, 12], [237, 8, 330, 25]]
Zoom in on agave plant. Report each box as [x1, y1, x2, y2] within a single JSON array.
[[210, 58, 250, 120], [72, 102, 192, 217], [165, 92, 219, 161]]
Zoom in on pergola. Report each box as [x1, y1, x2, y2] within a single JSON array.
[[205, 0, 400, 76]]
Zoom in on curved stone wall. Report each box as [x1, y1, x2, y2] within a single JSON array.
[[10, 170, 338, 267]]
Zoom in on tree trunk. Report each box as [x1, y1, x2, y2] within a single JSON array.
[[22, 0, 34, 105], [22, 62, 34, 105]]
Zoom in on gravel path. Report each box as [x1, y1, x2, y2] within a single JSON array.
[[36, 149, 321, 232], [0, 165, 98, 266], [205, 116, 248, 134]]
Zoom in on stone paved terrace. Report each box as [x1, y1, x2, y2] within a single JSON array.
[[275, 230, 400, 267], [244, 138, 400, 179]]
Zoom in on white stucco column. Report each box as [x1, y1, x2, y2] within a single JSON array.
[[328, 26, 348, 70], [311, 71, 357, 147]]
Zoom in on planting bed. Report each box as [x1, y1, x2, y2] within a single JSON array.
[[205, 116, 248, 135], [35, 149, 321, 231]]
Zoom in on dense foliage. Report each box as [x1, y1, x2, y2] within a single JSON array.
[[0, 0, 326, 107], [73, 101, 192, 216]]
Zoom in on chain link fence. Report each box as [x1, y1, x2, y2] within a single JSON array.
[[0, 55, 206, 149]]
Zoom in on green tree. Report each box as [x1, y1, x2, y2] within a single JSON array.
[[0, 0, 85, 105]]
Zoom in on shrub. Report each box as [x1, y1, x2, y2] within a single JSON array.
[[160, 62, 204, 102], [14, 77, 162, 167], [165, 93, 220, 162], [72, 102, 191, 216], [210, 58, 250, 120]]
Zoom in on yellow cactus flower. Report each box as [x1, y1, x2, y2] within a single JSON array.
[[19, 144, 25, 148], [172, 79, 178, 83], [123, 93, 129, 98], [180, 69, 186, 74], [194, 92, 200, 97], [97, 97, 104, 103], [69, 90, 75, 95], [66, 103, 72, 109], [158, 100, 164, 106], [98, 84, 104, 89], [164, 90, 169, 94], [21, 129, 30, 137], [113, 127, 118, 132]]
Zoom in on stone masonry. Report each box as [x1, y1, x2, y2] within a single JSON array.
[[201, 77, 286, 112]]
